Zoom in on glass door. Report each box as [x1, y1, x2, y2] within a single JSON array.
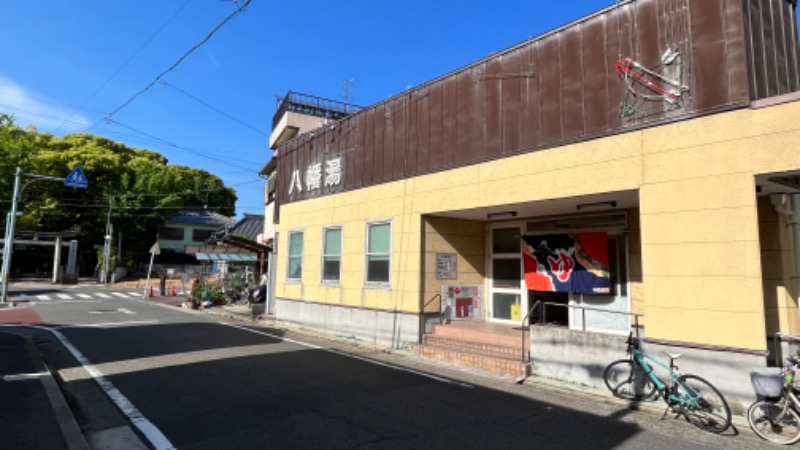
[[488, 225, 524, 323]]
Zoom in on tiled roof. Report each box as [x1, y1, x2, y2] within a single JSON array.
[[168, 209, 235, 227], [225, 214, 264, 241]]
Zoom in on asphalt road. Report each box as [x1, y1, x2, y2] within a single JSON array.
[[10, 285, 784, 449]]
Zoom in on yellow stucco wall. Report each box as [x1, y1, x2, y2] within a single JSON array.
[[277, 100, 800, 351], [638, 103, 800, 350], [422, 217, 486, 313], [277, 181, 423, 314]]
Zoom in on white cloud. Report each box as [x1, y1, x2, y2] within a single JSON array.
[[0, 74, 92, 132]]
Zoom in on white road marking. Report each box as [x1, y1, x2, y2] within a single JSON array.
[[125, 293, 141, 298], [95, 293, 112, 299], [219, 322, 474, 389], [56, 293, 72, 300], [46, 300, 101, 304], [36, 295, 51, 300], [76, 293, 92, 299], [14, 325, 175, 450], [118, 308, 135, 315], [111, 292, 129, 298], [56, 320, 159, 329], [3, 372, 46, 381]]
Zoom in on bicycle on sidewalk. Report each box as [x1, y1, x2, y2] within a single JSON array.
[[748, 356, 800, 444], [603, 333, 732, 434]]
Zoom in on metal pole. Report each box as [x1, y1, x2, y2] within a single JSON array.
[[143, 250, 155, 299], [102, 195, 112, 286], [1, 167, 22, 303]]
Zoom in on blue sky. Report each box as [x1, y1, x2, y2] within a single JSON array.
[[0, 0, 613, 217]]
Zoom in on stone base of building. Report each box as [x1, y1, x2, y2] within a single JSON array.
[[274, 298, 421, 349], [530, 326, 767, 416]]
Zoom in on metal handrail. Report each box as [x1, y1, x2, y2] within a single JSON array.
[[519, 300, 542, 362], [774, 332, 800, 365], [519, 301, 644, 364], [537, 301, 643, 337], [424, 293, 441, 310]]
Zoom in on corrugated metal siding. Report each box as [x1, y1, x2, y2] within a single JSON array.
[[278, 0, 783, 207], [745, 0, 800, 100]]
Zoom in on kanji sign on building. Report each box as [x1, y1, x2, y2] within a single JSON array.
[[288, 157, 343, 196]]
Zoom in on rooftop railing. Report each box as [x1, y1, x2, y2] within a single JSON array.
[[272, 91, 362, 130]]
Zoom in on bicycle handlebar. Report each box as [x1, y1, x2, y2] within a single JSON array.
[[625, 332, 640, 353]]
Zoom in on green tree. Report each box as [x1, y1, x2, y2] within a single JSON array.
[[0, 115, 239, 271]]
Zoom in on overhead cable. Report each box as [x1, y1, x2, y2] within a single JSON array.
[[64, 0, 194, 132], [102, 0, 252, 124], [160, 81, 268, 137]]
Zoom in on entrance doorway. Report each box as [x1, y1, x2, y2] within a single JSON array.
[[487, 213, 631, 333]]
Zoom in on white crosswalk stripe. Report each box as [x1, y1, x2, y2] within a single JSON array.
[[125, 293, 141, 298], [76, 293, 92, 299], [94, 293, 112, 299], [111, 292, 129, 298], [56, 293, 72, 300], [36, 294, 51, 300]]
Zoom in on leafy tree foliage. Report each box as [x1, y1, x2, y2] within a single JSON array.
[[0, 114, 238, 268]]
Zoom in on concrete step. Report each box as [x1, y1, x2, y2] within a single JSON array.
[[422, 334, 526, 361], [412, 344, 530, 378], [429, 324, 523, 348]]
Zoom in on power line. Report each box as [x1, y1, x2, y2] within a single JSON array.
[[101, 0, 252, 124], [61, 0, 194, 132], [0, 102, 265, 169], [107, 119, 261, 172], [160, 81, 268, 137]]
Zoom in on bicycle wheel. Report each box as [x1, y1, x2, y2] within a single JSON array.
[[748, 400, 800, 445], [603, 359, 657, 401], [675, 374, 731, 433]]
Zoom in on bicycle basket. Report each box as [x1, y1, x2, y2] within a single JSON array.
[[749, 367, 784, 398]]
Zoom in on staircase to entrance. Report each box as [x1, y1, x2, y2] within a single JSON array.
[[412, 321, 530, 378]]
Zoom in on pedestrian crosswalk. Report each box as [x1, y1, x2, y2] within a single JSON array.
[[15, 291, 157, 302]]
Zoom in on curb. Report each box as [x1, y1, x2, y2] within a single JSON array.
[[20, 333, 90, 450]]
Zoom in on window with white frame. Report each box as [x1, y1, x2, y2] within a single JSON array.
[[287, 231, 304, 281], [365, 221, 391, 284], [322, 227, 342, 283]]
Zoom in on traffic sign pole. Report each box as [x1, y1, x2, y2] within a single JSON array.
[[1, 167, 23, 303], [1, 166, 87, 302]]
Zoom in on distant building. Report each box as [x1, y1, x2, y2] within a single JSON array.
[[155, 209, 234, 272]]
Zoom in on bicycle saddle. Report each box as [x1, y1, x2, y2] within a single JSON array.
[[664, 352, 683, 360]]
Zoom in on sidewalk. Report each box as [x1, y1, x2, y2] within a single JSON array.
[[0, 312, 89, 450]]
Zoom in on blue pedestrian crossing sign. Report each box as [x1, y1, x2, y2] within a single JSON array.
[[64, 167, 88, 189]]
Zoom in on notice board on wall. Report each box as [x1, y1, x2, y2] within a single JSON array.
[[435, 253, 457, 280]]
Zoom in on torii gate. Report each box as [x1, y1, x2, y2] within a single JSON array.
[[0, 231, 79, 284]]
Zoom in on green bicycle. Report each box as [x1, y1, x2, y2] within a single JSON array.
[[603, 333, 732, 434]]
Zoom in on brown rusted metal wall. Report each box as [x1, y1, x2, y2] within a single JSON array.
[[744, 0, 800, 99], [277, 0, 796, 207]]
